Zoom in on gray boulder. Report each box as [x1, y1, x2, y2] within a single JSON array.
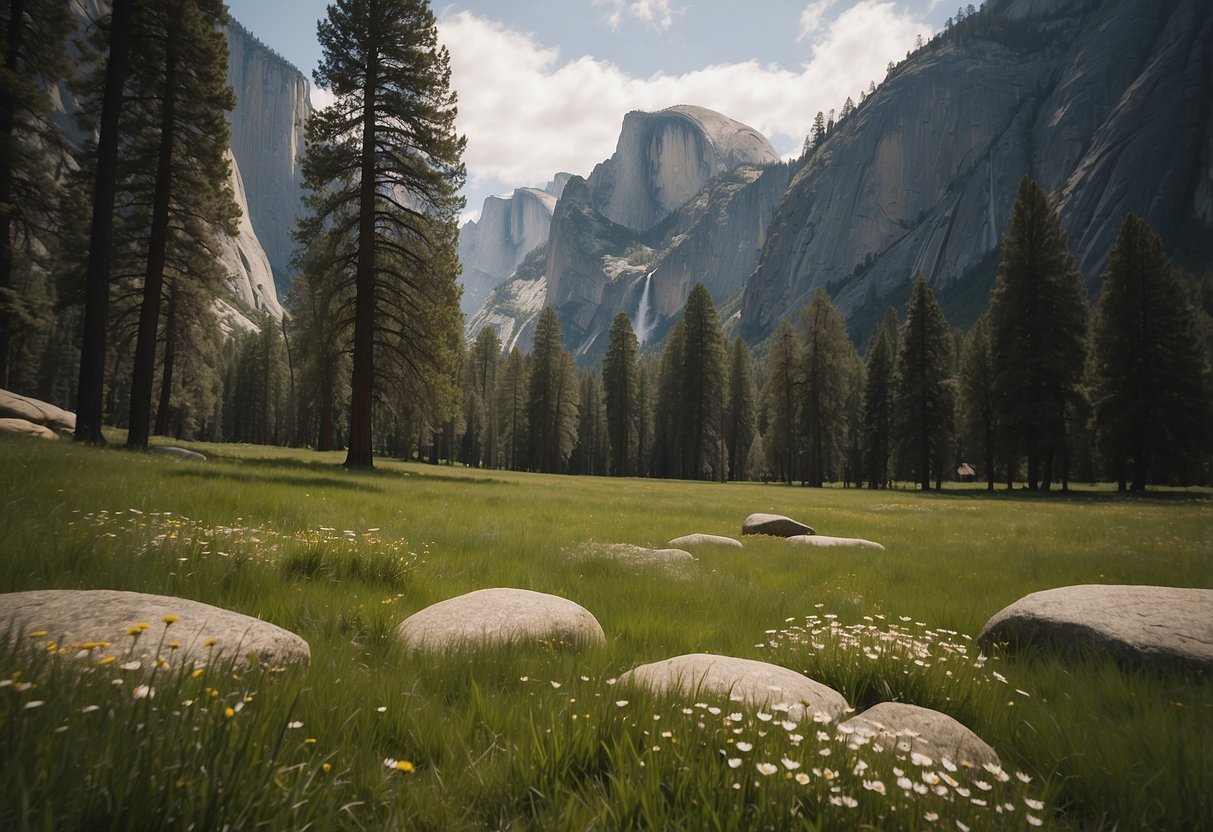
[[667, 533, 743, 549], [838, 702, 999, 769], [742, 513, 815, 537], [0, 589, 309, 671], [397, 588, 606, 652], [0, 388, 75, 433], [787, 534, 884, 551], [580, 543, 696, 566], [152, 445, 208, 462], [0, 417, 58, 440], [978, 584, 1213, 672], [618, 653, 848, 721]]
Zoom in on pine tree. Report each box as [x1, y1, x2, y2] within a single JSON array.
[[881, 306, 901, 357], [988, 176, 1087, 490], [495, 347, 528, 470], [527, 307, 579, 473], [891, 276, 954, 490], [75, 0, 136, 443], [958, 316, 997, 490], [1088, 215, 1213, 490], [464, 326, 500, 467], [810, 111, 826, 153], [678, 284, 727, 481], [724, 337, 757, 481], [799, 288, 857, 487], [862, 328, 893, 488], [124, 0, 238, 450], [760, 318, 801, 484], [0, 0, 71, 389], [652, 320, 685, 478], [602, 312, 639, 476], [572, 371, 609, 476], [298, 0, 466, 468]]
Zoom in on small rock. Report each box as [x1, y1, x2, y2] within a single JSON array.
[[838, 702, 999, 769], [581, 543, 696, 565], [397, 588, 606, 652], [787, 534, 884, 551], [0, 589, 310, 671], [667, 533, 743, 549], [978, 584, 1213, 672], [0, 417, 58, 440], [618, 653, 848, 721], [742, 513, 815, 537], [152, 445, 208, 462]]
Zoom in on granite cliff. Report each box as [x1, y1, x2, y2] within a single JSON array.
[[456, 178, 567, 316], [740, 0, 1213, 338], [468, 106, 787, 362]]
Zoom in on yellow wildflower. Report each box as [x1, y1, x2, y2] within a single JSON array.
[[168, 641, 181, 649], [224, 707, 235, 718], [98, 656, 116, 666], [161, 615, 179, 625], [322, 763, 332, 773], [27, 630, 48, 638]]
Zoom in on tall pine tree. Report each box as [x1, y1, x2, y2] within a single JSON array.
[[799, 288, 857, 487], [760, 318, 801, 484], [495, 347, 528, 471], [1088, 215, 1213, 490], [298, 0, 466, 468], [724, 337, 757, 481], [891, 275, 954, 490], [527, 307, 579, 473], [678, 283, 726, 481], [988, 176, 1087, 490], [602, 312, 639, 476], [958, 315, 997, 490], [862, 327, 893, 489]]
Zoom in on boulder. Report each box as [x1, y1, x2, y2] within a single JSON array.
[[0, 388, 75, 433], [152, 445, 208, 462], [0, 417, 58, 440], [581, 543, 696, 565], [978, 584, 1213, 672], [838, 702, 999, 769], [787, 534, 884, 551], [667, 533, 743, 549], [0, 589, 309, 671], [397, 588, 606, 652], [742, 513, 815, 537], [618, 653, 848, 721]]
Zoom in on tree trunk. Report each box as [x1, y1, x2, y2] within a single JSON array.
[[75, 0, 135, 444], [0, 0, 24, 388], [344, 65, 377, 469], [153, 284, 177, 436]]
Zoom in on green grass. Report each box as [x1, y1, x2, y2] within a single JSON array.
[[1, 435, 1211, 830]]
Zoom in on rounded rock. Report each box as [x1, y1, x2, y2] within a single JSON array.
[[787, 534, 884, 550], [397, 587, 606, 652], [0, 589, 310, 671], [978, 584, 1213, 672], [667, 533, 743, 549], [618, 653, 848, 721], [838, 702, 999, 769], [742, 513, 815, 537], [0, 417, 58, 440]]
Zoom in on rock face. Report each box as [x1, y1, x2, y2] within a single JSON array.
[[469, 107, 788, 363], [787, 534, 885, 551], [0, 388, 75, 434], [741, 0, 1213, 338], [588, 105, 780, 233], [0, 418, 58, 440], [839, 702, 1000, 769], [667, 534, 743, 549], [619, 653, 849, 721], [978, 584, 1213, 672], [214, 148, 284, 324], [742, 513, 815, 537], [0, 589, 310, 670], [459, 186, 560, 316], [224, 20, 311, 296], [396, 588, 606, 652], [464, 248, 549, 353]]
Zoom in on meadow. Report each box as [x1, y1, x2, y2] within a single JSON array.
[[1, 435, 1210, 830]]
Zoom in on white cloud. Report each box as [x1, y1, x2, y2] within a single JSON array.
[[593, 0, 677, 31], [439, 2, 928, 201], [798, 0, 841, 41], [309, 83, 335, 111]]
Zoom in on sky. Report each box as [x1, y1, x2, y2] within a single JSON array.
[[225, 1, 951, 222]]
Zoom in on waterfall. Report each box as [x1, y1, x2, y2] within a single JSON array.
[[634, 269, 657, 345]]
